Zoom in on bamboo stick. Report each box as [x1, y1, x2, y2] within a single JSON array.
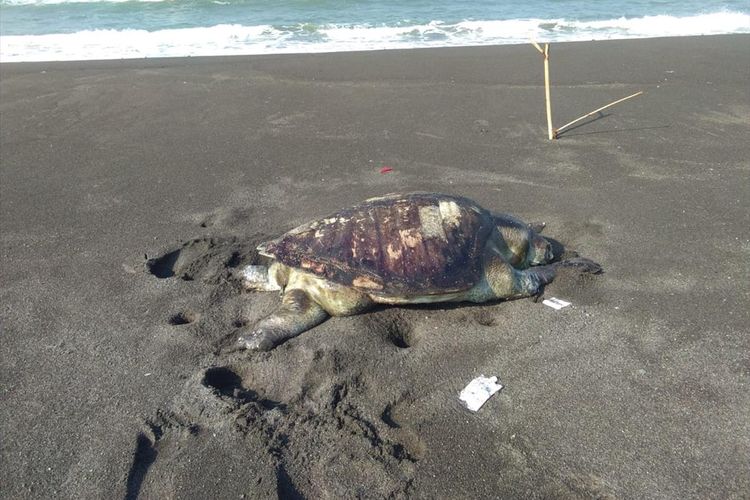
[[530, 39, 554, 140], [543, 44, 554, 140], [555, 91, 644, 136]]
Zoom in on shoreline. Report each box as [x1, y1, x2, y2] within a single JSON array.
[[1, 32, 747, 67], [2, 34, 749, 499]]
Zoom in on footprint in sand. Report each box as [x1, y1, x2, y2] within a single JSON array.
[[197, 207, 255, 229], [145, 237, 260, 283], [168, 310, 200, 326], [129, 360, 423, 498], [362, 309, 420, 349]]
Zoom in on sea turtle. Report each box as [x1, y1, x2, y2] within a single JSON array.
[[237, 192, 601, 351]]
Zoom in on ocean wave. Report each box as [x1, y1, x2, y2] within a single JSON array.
[[1, 0, 165, 4], [2, 11, 749, 62]]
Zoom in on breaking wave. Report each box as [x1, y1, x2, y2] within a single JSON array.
[[2, 11, 749, 62]]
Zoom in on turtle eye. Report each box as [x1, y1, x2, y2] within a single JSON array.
[[545, 244, 554, 262]]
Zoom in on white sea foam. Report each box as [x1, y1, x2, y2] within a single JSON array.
[[2, 11, 749, 62]]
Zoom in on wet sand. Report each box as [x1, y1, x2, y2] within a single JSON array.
[[1, 34, 749, 498]]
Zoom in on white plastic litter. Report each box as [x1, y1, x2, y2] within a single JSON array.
[[459, 375, 503, 412], [542, 297, 571, 310]]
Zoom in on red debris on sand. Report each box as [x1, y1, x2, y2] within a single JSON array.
[[380, 166, 393, 174]]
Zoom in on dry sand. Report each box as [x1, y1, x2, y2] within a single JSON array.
[[1, 35, 749, 499]]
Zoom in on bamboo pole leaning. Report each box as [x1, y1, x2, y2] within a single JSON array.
[[555, 91, 644, 136]]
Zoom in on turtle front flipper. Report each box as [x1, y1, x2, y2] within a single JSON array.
[[516, 257, 602, 296], [238, 289, 329, 351], [483, 255, 602, 301]]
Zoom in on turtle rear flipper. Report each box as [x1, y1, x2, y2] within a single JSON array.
[[238, 289, 328, 351]]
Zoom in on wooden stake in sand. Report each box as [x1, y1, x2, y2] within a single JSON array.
[[529, 39, 644, 139], [531, 40, 554, 140]]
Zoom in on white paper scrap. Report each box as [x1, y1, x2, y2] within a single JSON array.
[[542, 297, 571, 310], [459, 375, 503, 412]]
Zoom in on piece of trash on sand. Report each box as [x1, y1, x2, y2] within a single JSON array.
[[542, 297, 571, 310], [379, 166, 393, 174], [459, 375, 503, 412]]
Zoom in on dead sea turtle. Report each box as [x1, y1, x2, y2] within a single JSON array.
[[237, 192, 601, 351]]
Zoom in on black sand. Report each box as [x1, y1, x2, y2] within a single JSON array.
[[1, 35, 749, 498]]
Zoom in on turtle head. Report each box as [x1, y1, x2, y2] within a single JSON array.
[[494, 217, 554, 267], [528, 234, 554, 266]]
